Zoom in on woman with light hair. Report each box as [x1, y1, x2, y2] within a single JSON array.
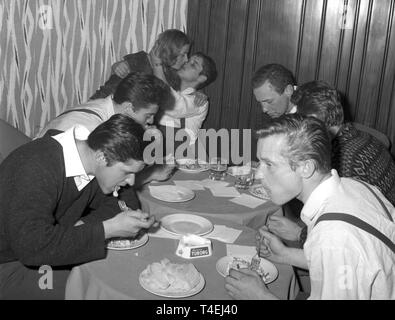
[[91, 29, 191, 99]]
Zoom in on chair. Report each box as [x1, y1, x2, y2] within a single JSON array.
[[0, 119, 31, 164], [353, 122, 391, 150]]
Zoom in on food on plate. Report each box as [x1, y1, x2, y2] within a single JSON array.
[[184, 162, 201, 170], [107, 232, 147, 249], [176, 159, 208, 170], [226, 256, 270, 281], [140, 258, 201, 292], [226, 256, 250, 272], [250, 185, 270, 199], [107, 238, 140, 248]]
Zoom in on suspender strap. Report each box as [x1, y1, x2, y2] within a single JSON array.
[[315, 213, 395, 254], [353, 179, 393, 222], [58, 109, 103, 121]]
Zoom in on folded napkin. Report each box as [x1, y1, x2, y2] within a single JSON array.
[[226, 244, 257, 256], [204, 225, 242, 243], [230, 193, 266, 209]]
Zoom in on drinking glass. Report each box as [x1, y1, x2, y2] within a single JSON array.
[[209, 157, 228, 180], [234, 166, 254, 189]]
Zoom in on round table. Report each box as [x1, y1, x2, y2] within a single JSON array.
[[65, 218, 298, 300], [138, 169, 281, 229]]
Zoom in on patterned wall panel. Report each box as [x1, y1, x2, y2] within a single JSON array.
[[0, 0, 188, 137]]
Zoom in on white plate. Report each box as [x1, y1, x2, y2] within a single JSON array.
[[139, 272, 205, 298], [176, 158, 209, 173], [216, 255, 278, 284], [249, 184, 270, 200], [160, 214, 214, 236], [106, 233, 149, 251], [150, 185, 195, 203]]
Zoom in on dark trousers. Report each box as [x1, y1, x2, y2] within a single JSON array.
[[0, 261, 70, 300]]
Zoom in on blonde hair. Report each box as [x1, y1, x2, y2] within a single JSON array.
[[155, 29, 191, 67]]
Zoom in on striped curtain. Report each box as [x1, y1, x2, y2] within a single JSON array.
[[0, 0, 188, 137]]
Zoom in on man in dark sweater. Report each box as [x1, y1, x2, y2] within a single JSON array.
[[0, 114, 156, 299]]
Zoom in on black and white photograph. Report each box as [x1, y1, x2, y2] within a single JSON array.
[[0, 0, 394, 303]]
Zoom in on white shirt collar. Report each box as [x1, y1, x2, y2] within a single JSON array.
[[301, 169, 340, 225], [52, 126, 95, 191], [288, 105, 297, 114], [181, 87, 196, 95]]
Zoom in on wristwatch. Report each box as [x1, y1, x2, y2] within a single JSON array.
[[299, 225, 308, 247]]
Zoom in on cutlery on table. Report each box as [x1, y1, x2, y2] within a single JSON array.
[[250, 236, 261, 272], [118, 200, 130, 212]]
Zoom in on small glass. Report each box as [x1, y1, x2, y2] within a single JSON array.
[[209, 157, 228, 180], [234, 166, 254, 189]]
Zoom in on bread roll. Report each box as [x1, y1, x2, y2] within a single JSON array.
[[141, 259, 201, 292]]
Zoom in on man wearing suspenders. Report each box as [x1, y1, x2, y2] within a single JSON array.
[[265, 81, 395, 246], [224, 115, 394, 300], [36, 72, 174, 137]]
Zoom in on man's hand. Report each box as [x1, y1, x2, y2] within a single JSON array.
[[256, 226, 290, 264], [112, 60, 130, 78], [266, 215, 303, 241], [225, 268, 278, 300], [103, 210, 156, 239], [192, 91, 208, 107]]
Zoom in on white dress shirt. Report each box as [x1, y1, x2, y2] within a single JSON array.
[[52, 126, 95, 191], [159, 87, 208, 143], [302, 169, 395, 299]]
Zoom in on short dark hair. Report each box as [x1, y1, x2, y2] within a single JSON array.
[[88, 114, 148, 165], [292, 81, 344, 128], [252, 64, 296, 94], [256, 114, 332, 174], [113, 72, 174, 112], [193, 52, 218, 90], [156, 29, 192, 67]]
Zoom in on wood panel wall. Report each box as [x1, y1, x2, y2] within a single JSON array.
[[188, 0, 395, 156]]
